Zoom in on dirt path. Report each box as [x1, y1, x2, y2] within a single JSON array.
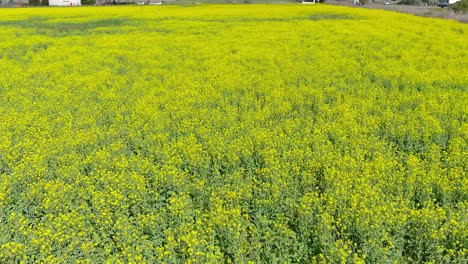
[[326, 0, 468, 23]]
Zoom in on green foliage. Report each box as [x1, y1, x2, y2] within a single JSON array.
[[422, 0, 437, 5], [81, 0, 96, 5], [398, 0, 416, 5], [451, 0, 468, 12]]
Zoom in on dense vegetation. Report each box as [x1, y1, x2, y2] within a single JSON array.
[[0, 5, 467, 263], [451, 0, 468, 12]]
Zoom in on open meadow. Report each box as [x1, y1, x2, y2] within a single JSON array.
[[0, 4, 467, 263]]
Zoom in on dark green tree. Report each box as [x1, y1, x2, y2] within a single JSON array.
[[82, 0, 96, 4], [451, 0, 468, 12]]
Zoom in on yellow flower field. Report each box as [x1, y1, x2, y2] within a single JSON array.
[[0, 4, 467, 263]]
